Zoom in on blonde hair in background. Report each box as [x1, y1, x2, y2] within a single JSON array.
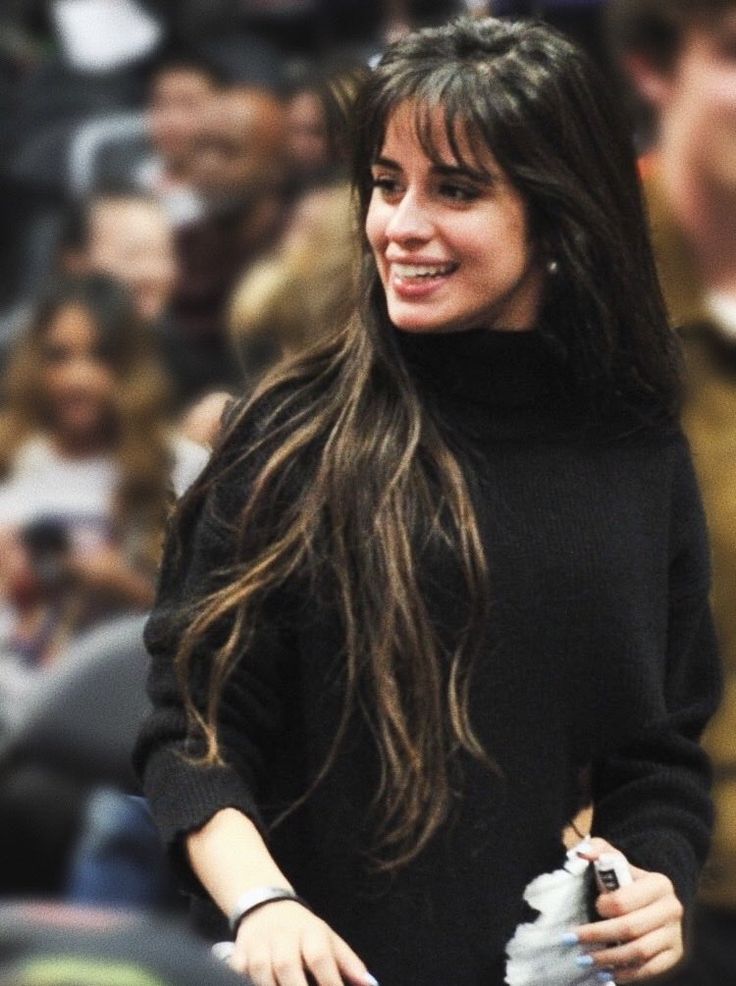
[[229, 183, 359, 362]]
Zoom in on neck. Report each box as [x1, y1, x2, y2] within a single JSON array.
[[50, 430, 112, 459], [393, 323, 568, 413], [659, 130, 736, 297]]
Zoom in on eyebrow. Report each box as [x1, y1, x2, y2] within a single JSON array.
[[372, 155, 494, 184]]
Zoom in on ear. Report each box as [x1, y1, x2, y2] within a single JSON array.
[[622, 52, 674, 108]]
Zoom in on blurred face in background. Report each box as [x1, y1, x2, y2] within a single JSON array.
[[287, 89, 331, 178], [40, 304, 116, 449], [189, 87, 288, 203], [646, 11, 736, 192], [148, 65, 218, 174], [87, 198, 176, 323]]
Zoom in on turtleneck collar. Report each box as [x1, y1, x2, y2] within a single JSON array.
[[394, 324, 568, 410]]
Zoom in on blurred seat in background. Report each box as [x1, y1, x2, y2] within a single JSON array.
[[0, 902, 248, 985]]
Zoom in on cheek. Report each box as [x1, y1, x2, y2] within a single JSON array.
[[364, 197, 387, 257], [455, 209, 527, 268], [43, 367, 68, 395], [91, 367, 117, 400]]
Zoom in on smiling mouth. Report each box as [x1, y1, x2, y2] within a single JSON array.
[[391, 262, 458, 281]]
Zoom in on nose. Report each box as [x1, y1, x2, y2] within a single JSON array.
[[64, 356, 102, 388], [384, 188, 434, 245]]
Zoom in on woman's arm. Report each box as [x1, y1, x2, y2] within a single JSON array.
[[134, 418, 377, 986], [568, 439, 723, 981], [588, 439, 722, 915], [186, 808, 376, 986], [186, 807, 295, 914]]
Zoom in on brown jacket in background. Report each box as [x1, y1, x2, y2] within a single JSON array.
[[645, 163, 736, 911]]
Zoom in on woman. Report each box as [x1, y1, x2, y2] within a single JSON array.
[[134, 17, 722, 986], [0, 273, 207, 665]]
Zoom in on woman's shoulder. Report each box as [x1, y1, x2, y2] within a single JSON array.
[[575, 389, 685, 453], [213, 377, 323, 471], [176, 379, 321, 535]]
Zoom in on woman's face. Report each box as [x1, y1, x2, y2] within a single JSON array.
[[40, 303, 117, 445], [365, 102, 544, 334]]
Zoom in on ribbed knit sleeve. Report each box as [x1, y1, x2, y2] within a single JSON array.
[[590, 437, 723, 923], [132, 416, 295, 893]]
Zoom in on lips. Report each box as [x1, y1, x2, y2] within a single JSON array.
[[391, 261, 458, 280], [387, 260, 458, 302]]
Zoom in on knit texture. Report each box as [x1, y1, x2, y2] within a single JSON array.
[[134, 326, 722, 986]]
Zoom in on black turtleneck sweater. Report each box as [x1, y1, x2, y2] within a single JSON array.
[[135, 327, 722, 986]]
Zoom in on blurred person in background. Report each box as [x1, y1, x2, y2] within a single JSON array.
[[180, 183, 357, 448], [230, 182, 356, 367], [0, 273, 206, 911], [608, 2, 736, 983], [179, 58, 363, 447], [144, 0, 466, 57], [168, 83, 290, 403], [56, 189, 200, 411], [140, 52, 222, 224], [71, 50, 224, 230], [0, 0, 165, 327], [285, 61, 366, 189], [80, 191, 178, 325], [0, 273, 206, 676]]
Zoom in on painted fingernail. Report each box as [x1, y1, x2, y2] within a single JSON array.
[[596, 973, 614, 983], [560, 932, 579, 946], [364, 974, 380, 986], [575, 954, 595, 968]]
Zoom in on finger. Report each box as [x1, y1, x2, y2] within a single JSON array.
[[576, 899, 683, 944], [612, 946, 683, 983], [332, 933, 374, 985], [239, 948, 277, 986], [301, 928, 344, 986], [576, 842, 648, 882], [594, 872, 681, 919], [576, 839, 648, 878], [270, 942, 311, 986], [583, 925, 675, 970], [576, 837, 616, 859]]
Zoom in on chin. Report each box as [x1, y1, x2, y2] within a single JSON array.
[[387, 308, 451, 335], [389, 314, 468, 335]]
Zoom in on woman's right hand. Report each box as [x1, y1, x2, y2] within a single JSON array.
[[230, 898, 377, 986]]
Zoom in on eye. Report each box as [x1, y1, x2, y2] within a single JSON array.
[[370, 174, 402, 200], [439, 182, 479, 203]]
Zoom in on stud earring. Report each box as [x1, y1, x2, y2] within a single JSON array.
[[546, 258, 559, 275]]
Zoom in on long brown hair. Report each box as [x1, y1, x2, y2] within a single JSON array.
[[175, 17, 680, 869], [0, 273, 173, 569]]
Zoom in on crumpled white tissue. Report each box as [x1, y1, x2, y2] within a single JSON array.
[[504, 840, 611, 986]]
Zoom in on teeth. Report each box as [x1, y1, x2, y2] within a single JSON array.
[[392, 262, 454, 279]]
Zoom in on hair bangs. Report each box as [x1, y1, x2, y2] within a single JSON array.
[[411, 81, 499, 185]]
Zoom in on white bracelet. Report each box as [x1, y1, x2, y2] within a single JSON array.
[[228, 885, 309, 934]]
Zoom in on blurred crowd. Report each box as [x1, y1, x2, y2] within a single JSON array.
[[0, 2, 735, 984]]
